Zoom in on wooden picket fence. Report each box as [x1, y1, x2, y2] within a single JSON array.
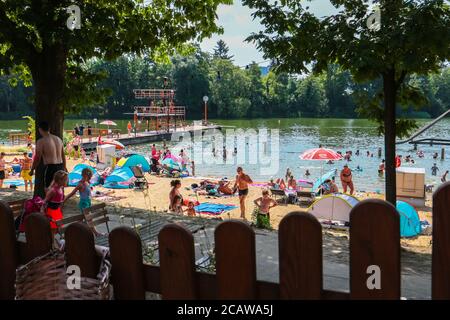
[[1, 182, 450, 300]]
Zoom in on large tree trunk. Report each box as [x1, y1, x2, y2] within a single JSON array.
[[383, 70, 397, 205], [30, 45, 67, 198]]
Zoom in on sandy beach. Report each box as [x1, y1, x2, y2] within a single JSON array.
[[0, 155, 434, 254]]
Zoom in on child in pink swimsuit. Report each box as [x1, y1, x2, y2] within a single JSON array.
[[42, 170, 67, 233]]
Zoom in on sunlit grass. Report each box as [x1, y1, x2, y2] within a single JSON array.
[[0, 145, 28, 153]]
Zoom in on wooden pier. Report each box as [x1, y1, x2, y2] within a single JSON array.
[[81, 124, 222, 151]]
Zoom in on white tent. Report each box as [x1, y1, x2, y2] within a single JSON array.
[[307, 194, 360, 223]]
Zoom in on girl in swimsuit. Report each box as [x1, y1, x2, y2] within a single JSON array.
[[65, 168, 93, 212], [65, 168, 102, 236], [42, 170, 67, 237]]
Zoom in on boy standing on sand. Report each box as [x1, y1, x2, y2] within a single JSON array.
[[253, 189, 277, 229], [233, 167, 253, 220]]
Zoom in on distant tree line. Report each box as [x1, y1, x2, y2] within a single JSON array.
[[1, 41, 449, 120]]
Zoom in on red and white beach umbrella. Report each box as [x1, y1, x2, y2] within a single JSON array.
[[299, 148, 343, 161]]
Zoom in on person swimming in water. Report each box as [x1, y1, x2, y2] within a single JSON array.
[[431, 163, 439, 176]]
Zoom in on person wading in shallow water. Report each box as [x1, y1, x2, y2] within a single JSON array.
[[233, 167, 253, 220], [340, 164, 354, 195], [30, 121, 67, 191]]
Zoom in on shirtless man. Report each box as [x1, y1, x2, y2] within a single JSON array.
[[233, 167, 253, 220], [30, 121, 67, 190]]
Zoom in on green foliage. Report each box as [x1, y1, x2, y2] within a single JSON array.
[[3, 52, 450, 121], [213, 39, 234, 60], [243, 0, 450, 136], [0, 0, 232, 116], [63, 131, 74, 147], [22, 115, 35, 141], [294, 75, 329, 117]]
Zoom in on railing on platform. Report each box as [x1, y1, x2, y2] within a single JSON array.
[[8, 133, 29, 145], [134, 89, 176, 100], [64, 128, 121, 139], [134, 106, 186, 117], [1, 183, 450, 300]]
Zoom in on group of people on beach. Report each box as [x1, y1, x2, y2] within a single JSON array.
[[11, 122, 98, 244], [167, 165, 276, 228], [5, 120, 450, 238], [0, 143, 35, 191], [149, 143, 194, 177], [168, 166, 256, 216]]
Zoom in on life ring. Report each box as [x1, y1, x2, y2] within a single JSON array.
[[395, 156, 401, 168]]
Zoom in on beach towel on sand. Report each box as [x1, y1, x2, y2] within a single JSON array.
[[4, 179, 35, 187], [194, 203, 237, 216]]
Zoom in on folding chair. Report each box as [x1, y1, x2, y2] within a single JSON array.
[[130, 166, 149, 189], [55, 213, 86, 238], [83, 203, 111, 236], [270, 188, 288, 204], [297, 190, 316, 206]]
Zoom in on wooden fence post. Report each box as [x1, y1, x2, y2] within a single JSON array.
[[279, 212, 323, 299], [159, 223, 196, 299], [65, 222, 100, 278], [432, 182, 450, 299], [350, 199, 400, 299], [25, 213, 52, 260], [0, 201, 19, 300], [215, 220, 257, 299], [109, 226, 145, 299]]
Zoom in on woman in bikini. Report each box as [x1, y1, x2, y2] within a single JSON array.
[[169, 179, 183, 214], [340, 164, 354, 195]]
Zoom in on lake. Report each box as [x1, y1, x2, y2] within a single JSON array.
[[1, 118, 449, 192]]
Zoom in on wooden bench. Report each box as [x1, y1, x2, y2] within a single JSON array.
[[55, 213, 86, 237], [83, 203, 110, 235]]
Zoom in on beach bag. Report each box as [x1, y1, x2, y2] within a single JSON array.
[[15, 251, 111, 300], [15, 196, 45, 233]]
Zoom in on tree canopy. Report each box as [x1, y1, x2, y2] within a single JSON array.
[[243, 0, 450, 203], [2, 47, 450, 121], [213, 39, 235, 60], [0, 0, 232, 196]]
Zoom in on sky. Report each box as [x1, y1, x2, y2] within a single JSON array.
[[200, 0, 339, 67]]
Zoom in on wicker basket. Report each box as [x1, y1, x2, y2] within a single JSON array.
[[15, 251, 111, 300]]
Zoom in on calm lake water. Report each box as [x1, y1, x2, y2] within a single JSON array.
[[1, 118, 449, 192]]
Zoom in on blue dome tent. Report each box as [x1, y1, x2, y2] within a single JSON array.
[[103, 167, 135, 189], [68, 164, 100, 187], [396, 201, 421, 237], [117, 154, 150, 172], [161, 157, 182, 171]]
